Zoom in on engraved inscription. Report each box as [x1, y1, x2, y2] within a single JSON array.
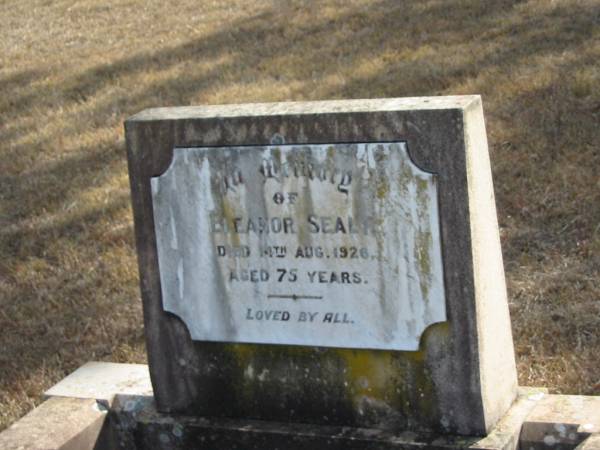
[[151, 142, 446, 350]]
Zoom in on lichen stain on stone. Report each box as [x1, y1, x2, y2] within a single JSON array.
[[414, 175, 434, 301], [218, 338, 445, 429], [396, 160, 414, 198], [228, 342, 259, 364], [270, 146, 282, 163], [376, 176, 389, 200], [415, 176, 429, 196], [226, 343, 263, 407], [415, 229, 433, 300], [335, 348, 430, 418], [227, 343, 317, 393], [336, 349, 394, 401], [326, 145, 336, 161], [219, 197, 240, 248]]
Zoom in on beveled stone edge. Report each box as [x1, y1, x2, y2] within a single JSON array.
[[43, 361, 152, 407], [0, 397, 107, 450], [127, 95, 481, 122]]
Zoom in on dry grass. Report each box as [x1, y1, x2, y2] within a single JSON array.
[[1, 0, 599, 432]]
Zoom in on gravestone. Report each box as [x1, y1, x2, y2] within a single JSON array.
[[125, 96, 518, 437]]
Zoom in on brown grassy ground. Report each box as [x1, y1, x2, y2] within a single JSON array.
[[1, 0, 599, 431]]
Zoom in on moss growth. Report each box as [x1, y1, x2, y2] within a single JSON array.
[[271, 147, 281, 162], [376, 176, 389, 199], [221, 340, 442, 428], [415, 229, 433, 299], [326, 145, 336, 161], [414, 175, 434, 300], [219, 198, 240, 247], [336, 349, 394, 400]]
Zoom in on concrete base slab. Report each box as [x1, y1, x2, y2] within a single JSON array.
[[44, 361, 152, 407], [520, 395, 600, 450], [0, 397, 107, 450], [2, 362, 599, 450], [103, 388, 544, 450], [576, 434, 600, 450]]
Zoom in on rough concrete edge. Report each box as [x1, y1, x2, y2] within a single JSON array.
[[44, 361, 153, 408], [520, 394, 600, 450], [0, 361, 150, 449], [576, 433, 600, 450], [0, 397, 107, 450], [470, 387, 548, 450], [59, 408, 109, 450]]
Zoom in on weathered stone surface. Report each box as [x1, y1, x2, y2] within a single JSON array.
[[520, 394, 600, 450], [125, 96, 518, 435], [0, 397, 106, 450], [44, 361, 152, 407], [151, 142, 446, 351], [104, 387, 542, 450], [12, 363, 594, 450], [576, 434, 600, 450]]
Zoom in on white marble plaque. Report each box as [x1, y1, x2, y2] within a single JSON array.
[[151, 143, 446, 351]]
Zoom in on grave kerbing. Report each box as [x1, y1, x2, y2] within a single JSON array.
[[125, 96, 518, 436]]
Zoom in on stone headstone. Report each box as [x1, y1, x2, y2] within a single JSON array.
[[125, 96, 518, 436]]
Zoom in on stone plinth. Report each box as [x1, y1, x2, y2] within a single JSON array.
[[2, 363, 598, 450]]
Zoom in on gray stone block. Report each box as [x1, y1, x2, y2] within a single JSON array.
[[0, 397, 107, 450], [125, 96, 518, 435]]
